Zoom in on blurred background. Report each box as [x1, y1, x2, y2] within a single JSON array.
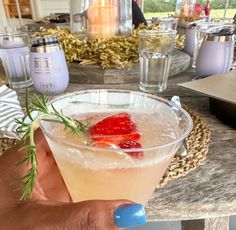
[[0, 0, 235, 27]]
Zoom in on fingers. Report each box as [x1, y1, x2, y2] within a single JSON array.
[[0, 140, 32, 204], [33, 129, 71, 202], [0, 128, 70, 203], [66, 200, 136, 230], [47, 200, 146, 229], [2, 200, 146, 230]]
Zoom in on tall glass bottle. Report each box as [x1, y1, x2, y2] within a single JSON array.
[[70, 0, 88, 36], [118, 0, 132, 35]]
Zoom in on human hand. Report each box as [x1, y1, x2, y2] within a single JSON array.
[[0, 129, 146, 229]]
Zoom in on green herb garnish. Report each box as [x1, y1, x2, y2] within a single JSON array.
[[16, 93, 88, 200]]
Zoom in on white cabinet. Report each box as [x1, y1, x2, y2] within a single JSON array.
[[0, 0, 70, 27], [35, 0, 70, 18], [3, 0, 32, 19]]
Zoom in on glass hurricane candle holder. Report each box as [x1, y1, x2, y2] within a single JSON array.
[[70, 0, 132, 39]]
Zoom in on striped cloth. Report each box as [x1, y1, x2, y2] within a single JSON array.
[[0, 85, 24, 139]]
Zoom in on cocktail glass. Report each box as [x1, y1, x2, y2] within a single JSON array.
[[39, 89, 192, 205]]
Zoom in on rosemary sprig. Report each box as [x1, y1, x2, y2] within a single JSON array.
[[16, 93, 88, 200]]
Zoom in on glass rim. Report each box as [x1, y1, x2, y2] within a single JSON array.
[[0, 32, 28, 37], [158, 17, 178, 22], [138, 29, 177, 36], [39, 89, 193, 153], [0, 26, 28, 37], [196, 22, 227, 29], [0, 33, 28, 48]]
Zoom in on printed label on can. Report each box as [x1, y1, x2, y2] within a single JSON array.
[[30, 50, 69, 94], [31, 51, 64, 74]]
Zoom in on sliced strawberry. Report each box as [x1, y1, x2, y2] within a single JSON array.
[[89, 112, 137, 136], [92, 141, 117, 148], [91, 132, 141, 145], [118, 140, 144, 159]]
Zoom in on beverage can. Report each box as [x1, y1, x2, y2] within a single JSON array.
[[30, 36, 69, 94]]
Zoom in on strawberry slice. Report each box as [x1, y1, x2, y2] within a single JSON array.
[[118, 140, 144, 159], [92, 141, 117, 148], [89, 112, 137, 136], [91, 132, 141, 145]]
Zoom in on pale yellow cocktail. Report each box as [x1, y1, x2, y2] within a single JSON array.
[[40, 90, 192, 205]]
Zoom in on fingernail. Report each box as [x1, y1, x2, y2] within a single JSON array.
[[114, 203, 147, 228]]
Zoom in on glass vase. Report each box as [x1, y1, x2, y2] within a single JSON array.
[[70, 0, 132, 39]]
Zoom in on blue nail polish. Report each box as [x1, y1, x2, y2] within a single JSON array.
[[114, 203, 147, 228]]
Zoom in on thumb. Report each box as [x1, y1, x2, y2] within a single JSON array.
[[13, 200, 146, 230], [68, 200, 147, 229]]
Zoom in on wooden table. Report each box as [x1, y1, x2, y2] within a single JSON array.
[[3, 68, 236, 230]]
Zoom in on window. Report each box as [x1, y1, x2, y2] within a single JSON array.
[[143, 0, 236, 19], [3, 0, 32, 19]]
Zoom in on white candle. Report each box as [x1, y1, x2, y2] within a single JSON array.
[[87, 0, 118, 39]]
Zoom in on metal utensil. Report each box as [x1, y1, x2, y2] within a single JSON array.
[[171, 96, 189, 158]]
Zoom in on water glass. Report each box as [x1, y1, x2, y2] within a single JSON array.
[[0, 30, 32, 89], [158, 18, 178, 30], [138, 30, 176, 93]]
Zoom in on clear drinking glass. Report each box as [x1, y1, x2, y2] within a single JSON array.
[[0, 30, 32, 88], [138, 30, 176, 93], [158, 18, 178, 30], [39, 89, 192, 205], [70, 0, 88, 37], [118, 0, 132, 35]]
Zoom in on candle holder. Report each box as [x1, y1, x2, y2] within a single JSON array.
[[70, 0, 132, 39]]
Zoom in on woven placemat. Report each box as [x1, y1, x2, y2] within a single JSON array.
[[159, 104, 211, 187], [0, 105, 211, 186], [0, 61, 7, 85], [0, 138, 18, 156]]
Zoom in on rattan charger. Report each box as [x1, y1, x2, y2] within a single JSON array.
[[0, 105, 211, 187], [159, 104, 211, 187]]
